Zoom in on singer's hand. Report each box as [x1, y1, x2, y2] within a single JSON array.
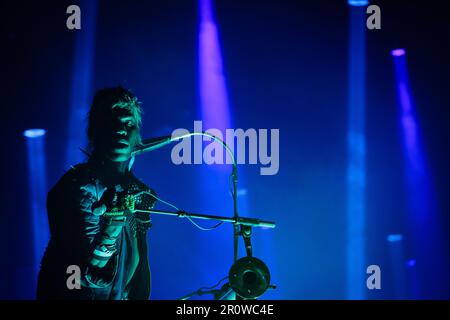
[[92, 187, 122, 216], [101, 187, 120, 212], [89, 187, 127, 268]]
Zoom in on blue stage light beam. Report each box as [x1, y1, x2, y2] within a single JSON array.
[[392, 49, 447, 298], [65, 0, 98, 167], [197, 0, 275, 299], [198, 0, 231, 138], [387, 234, 407, 299], [346, 2, 367, 300], [348, 0, 369, 6], [198, 0, 263, 298], [23, 129, 50, 287], [197, 0, 234, 292]]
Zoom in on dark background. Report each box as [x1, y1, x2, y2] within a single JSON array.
[[0, 0, 449, 299]]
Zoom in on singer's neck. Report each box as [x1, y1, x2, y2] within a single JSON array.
[[89, 153, 129, 175]]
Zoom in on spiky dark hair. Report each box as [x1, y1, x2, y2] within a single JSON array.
[[87, 87, 143, 149]]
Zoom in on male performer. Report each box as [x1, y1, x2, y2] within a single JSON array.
[[37, 87, 156, 300]]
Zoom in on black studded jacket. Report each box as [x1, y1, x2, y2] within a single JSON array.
[[37, 158, 156, 300]]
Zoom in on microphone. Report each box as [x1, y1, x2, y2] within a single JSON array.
[[132, 135, 173, 156]]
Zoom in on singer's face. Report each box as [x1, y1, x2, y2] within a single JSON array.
[[101, 106, 139, 162]]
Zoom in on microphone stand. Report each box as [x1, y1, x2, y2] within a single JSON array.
[[232, 166, 239, 263], [130, 132, 276, 299], [132, 209, 276, 229], [132, 132, 265, 260]]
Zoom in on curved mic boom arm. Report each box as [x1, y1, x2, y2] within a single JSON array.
[[131, 132, 237, 170]]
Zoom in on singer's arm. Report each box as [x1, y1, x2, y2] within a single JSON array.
[[48, 165, 123, 288], [86, 187, 126, 271]]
